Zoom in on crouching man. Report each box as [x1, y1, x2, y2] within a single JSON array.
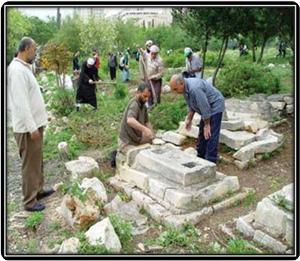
[[170, 74, 225, 163], [116, 82, 154, 167]]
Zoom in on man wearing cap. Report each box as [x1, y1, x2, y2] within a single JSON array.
[[76, 57, 100, 111], [138, 40, 153, 81], [170, 74, 225, 163], [139, 44, 164, 107], [184, 47, 203, 79], [118, 81, 154, 154], [8, 37, 55, 212]]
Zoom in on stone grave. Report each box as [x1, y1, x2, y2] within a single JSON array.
[[233, 183, 294, 254], [109, 144, 253, 227]]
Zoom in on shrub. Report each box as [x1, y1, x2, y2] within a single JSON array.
[[216, 61, 280, 97], [25, 212, 44, 230], [204, 50, 219, 67], [150, 96, 188, 131], [49, 88, 75, 116], [114, 83, 128, 99], [163, 49, 185, 68]]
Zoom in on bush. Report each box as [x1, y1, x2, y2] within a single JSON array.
[[163, 49, 185, 68], [114, 83, 128, 99], [150, 96, 188, 131], [204, 50, 218, 67], [25, 212, 44, 229], [216, 61, 280, 97], [49, 88, 75, 116]]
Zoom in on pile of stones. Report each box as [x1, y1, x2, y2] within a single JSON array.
[[219, 184, 294, 254]]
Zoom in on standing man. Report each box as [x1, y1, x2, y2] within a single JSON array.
[[108, 52, 117, 80], [184, 47, 203, 79], [76, 58, 100, 111], [7, 37, 55, 212], [138, 40, 153, 81], [139, 45, 164, 108], [118, 82, 154, 153], [170, 74, 225, 163]]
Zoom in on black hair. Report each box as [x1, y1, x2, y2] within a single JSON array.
[[18, 37, 34, 52]]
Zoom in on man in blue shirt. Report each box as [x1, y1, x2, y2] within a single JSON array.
[[170, 74, 225, 163]]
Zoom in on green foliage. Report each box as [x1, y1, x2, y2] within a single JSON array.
[[243, 190, 257, 208], [114, 83, 128, 99], [150, 95, 188, 130], [108, 214, 133, 252], [6, 8, 32, 64], [226, 239, 258, 254], [25, 212, 44, 229], [61, 182, 88, 202], [204, 50, 219, 67], [76, 231, 111, 254], [43, 126, 86, 161], [217, 61, 280, 97], [163, 49, 185, 68], [271, 194, 292, 211], [49, 88, 75, 116], [48, 221, 61, 233], [26, 239, 39, 253]]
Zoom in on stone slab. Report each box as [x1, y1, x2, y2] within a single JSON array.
[[253, 230, 287, 254], [119, 165, 149, 192], [133, 147, 216, 186], [162, 131, 187, 146], [221, 120, 244, 131], [220, 130, 256, 150], [270, 101, 286, 111], [177, 122, 199, 139]]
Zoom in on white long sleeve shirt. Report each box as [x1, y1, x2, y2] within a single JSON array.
[[7, 58, 48, 133]]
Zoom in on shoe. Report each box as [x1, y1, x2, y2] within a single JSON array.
[[37, 189, 55, 200], [25, 203, 45, 212]]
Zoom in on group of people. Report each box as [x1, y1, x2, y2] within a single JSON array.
[[8, 36, 225, 213]]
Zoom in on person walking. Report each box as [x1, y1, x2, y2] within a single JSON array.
[[108, 52, 117, 80], [7, 37, 55, 212]]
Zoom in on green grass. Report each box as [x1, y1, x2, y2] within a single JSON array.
[[26, 239, 39, 253], [25, 212, 44, 230], [226, 239, 259, 254], [242, 190, 257, 208]]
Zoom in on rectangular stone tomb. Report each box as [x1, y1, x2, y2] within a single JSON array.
[[220, 130, 256, 150], [132, 147, 216, 186]]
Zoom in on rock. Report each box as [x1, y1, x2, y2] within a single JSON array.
[[103, 195, 147, 226], [162, 85, 171, 93], [270, 101, 286, 111], [57, 194, 100, 229], [132, 225, 150, 236], [244, 120, 269, 133], [283, 96, 293, 105], [164, 188, 193, 209], [267, 63, 275, 68], [267, 94, 286, 102], [184, 147, 197, 156], [155, 130, 165, 139], [65, 156, 99, 181], [62, 116, 69, 124], [80, 177, 108, 203], [255, 128, 270, 141], [220, 130, 256, 150], [253, 230, 287, 254], [286, 105, 293, 114], [162, 131, 187, 146], [152, 138, 166, 145], [57, 142, 68, 152], [144, 203, 171, 223], [58, 237, 80, 254], [221, 120, 244, 131], [248, 93, 268, 102], [85, 218, 122, 252], [269, 183, 293, 211], [177, 121, 199, 138], [119, 165, 149, 191], [234, 160, 249, 170], [236, 216, 255, 238], [137, 243, 145, 252], [212, 190, 248, 212], [131, 190, 155, 208]]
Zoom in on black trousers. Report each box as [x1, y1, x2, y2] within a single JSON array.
[[109, 66, 116, 80]]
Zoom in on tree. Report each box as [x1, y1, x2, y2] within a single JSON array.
[[40, 43, 72, 88], [6, 8, 31, 64]]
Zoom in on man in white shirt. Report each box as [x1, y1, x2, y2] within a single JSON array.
[[7, 37, 54, 212]]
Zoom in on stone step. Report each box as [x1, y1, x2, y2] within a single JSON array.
[[221, 120, 244, 131], [132, 147, 216, 186], [220, 130, 256, 150]]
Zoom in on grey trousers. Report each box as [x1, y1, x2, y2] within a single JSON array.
[[14, 127, 44, 208]]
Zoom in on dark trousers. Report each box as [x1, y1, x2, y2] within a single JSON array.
[[14, 127, 44, 208], [147, 79, 162, 106], [197, 112, 223, 163], [109, 66, 116, 80]]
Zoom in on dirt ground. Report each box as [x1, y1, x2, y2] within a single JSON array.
[[5, 116, 294, 255]]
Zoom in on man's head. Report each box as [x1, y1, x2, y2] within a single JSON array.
[[150, 45, 159, 60], [87, 57, 95, 68], [170, 74, 185, 94], [184, 47, 193, 61], [18, 37, 37, 64], [92, 48, 98, 56], [136, 82, 150, 104], [145, 40, 153, 51]]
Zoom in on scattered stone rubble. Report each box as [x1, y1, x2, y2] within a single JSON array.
[[232, 184, 294, 254]]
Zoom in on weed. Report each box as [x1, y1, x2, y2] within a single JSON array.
[[108, 213, 133, 252], [48, 221, 61, 233], [7, 202, 17, 215], [271, 194, 293, 211], [226, 239, 258, 254], [117, 191, 132, 202], [61, 182, 88, 203], [243, 190, 257, 208], [25, 212, 44, 230], [76, 231, 111, 254], [26, 239, 39, 253], [247, 159, 257, 168]]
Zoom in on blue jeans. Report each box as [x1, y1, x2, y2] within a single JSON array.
[[196, 112, 223, 163]]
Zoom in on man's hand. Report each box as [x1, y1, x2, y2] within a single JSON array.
[[185, 119, 192, 131], [204, 124, 211, 140], [31, 130, 41, 141], [143, 127, 154, 140], [88, 79, 93, 84]]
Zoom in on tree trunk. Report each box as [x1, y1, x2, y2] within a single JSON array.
[[212, 36, 228, 86], [252, 31, 256, 62], [201, 32, 209, 79], [257, 36, 268, 63]]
